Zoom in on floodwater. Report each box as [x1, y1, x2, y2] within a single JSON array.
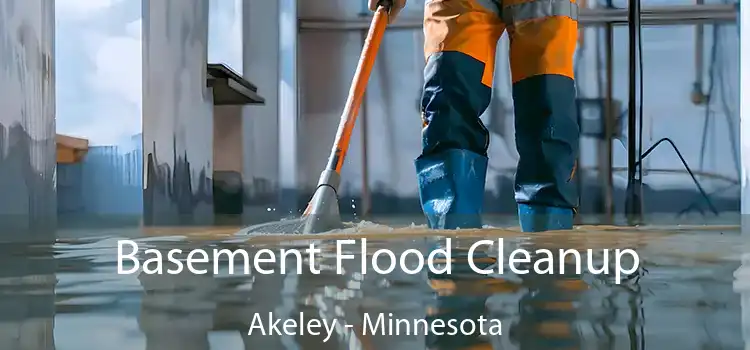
[[2, 220, 746, 350]]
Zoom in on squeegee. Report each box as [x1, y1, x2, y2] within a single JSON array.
[[240, 0, 392, 234]]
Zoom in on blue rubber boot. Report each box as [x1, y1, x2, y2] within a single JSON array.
[[415, 149, 488, 230], [518, 204, 574, 232]]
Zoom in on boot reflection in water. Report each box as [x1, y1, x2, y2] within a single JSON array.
[[508, 252, 586, 349], [425, 245, 519, 350]]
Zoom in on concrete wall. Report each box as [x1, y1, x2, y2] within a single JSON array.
[[241, 0, 283, 223], [0, 0, 56, 242], [213, 107, 243, 174], [142, 0, 215, 226], [213, 106, 244, 216]]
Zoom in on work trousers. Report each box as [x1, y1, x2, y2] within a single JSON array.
[[421, 0, 580, 209]]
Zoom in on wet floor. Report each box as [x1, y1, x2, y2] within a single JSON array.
[[1, 221, 746, 350]]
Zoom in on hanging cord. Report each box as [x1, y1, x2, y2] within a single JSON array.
[[682, 10, 741, 214], [697, 24, 719, 171], [697, 21, 740, 177]]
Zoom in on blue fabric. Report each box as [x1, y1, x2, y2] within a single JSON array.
[[513, 74, 579, 210], [419, 52, 580, 229], [421, 51, 492, 158], [415, 149, 487, 229], [518, 204, 574, 232]]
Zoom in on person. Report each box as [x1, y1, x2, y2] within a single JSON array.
[[369, 0, 580, 232]]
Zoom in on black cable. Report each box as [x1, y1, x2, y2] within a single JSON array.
[[637, 1, 644, 184], [679, 182, 738, 216], [636, 138, 719, 215], [625, 0, 720, 218]]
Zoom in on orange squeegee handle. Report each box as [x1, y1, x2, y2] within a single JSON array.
[[324, 3, 391, 174]]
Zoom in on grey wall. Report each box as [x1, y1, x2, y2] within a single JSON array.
[[213, 106, 243, 174], [142, 0, 215, 226], [241, 0, 284, 223], [0, 0, 56, 242], [213, 106, 244, 217]]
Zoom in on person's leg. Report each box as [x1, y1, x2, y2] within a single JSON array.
[[504, 0, 580, 232], [418, 0, 504, 230]]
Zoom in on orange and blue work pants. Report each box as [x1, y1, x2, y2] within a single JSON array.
[[420, 0, 580, 213]]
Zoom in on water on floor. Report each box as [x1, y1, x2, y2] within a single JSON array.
[[1, 220, 746, 350]]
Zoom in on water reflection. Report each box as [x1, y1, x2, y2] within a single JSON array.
[[425, 243, 506, 350], [0, 244, 56, 350], [508, 245, 587, 349], [0, 226, 742, 349], [137, 248, 216, 350]]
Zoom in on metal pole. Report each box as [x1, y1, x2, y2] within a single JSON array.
[[299, 4, 737, 31], [693, 0, 706, 106], [739, 4, 750, 347], [734, 0, 750, 344], [602, 0, 615, 224], [625, 0, 643, 224], [741, 0, 750, 217]]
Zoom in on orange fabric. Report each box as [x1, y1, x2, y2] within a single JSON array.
[[503, 0, 576, 5], [568, 159, 577, 182], [508, 15, 578, 82], [423, 0, 578, 85], [537, 321, 574, 338], [424, 0, 505, 87]]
